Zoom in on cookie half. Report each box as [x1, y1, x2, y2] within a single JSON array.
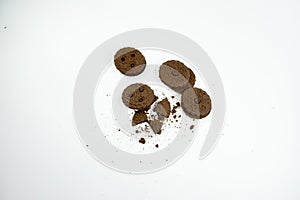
[[159, 60, 195, 93], [181, 87, 212, 119], [122, 83, 157, 110], [114, 47, 146, 76]]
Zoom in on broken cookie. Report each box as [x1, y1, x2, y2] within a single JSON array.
[[154, 98, 171, 118], [132, 110, 148, 126]]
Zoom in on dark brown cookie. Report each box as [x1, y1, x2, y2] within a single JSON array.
[[159, 60, 195, 93], [114, 47, 146, 76], [132, 110, 148, 126], [148, 119, 163, 134], [122, 83, 157, 110], [181, 87, 212, 119], [154, 98, 171, 118]]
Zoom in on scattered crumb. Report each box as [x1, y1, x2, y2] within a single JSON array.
[[171, 96, 174, 99], [171, 102, 180, 114], [135, 130, 140, 133], [190, 125, 195, 130], [139, 138, 146, 144], [117, 128, 121, 132], [155, 144, 159, 148]]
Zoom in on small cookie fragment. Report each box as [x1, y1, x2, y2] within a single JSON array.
[[171, 102, 180, 114], [139, 138, 146, 144], [114, 47, 146, 76], [132, 111, 148, 126], [122, 83, 157, 110], [148, 119, 163, 134], [159, 60, 195, 93], [154, 98, 171, 118], [181, 87, 212, 119]]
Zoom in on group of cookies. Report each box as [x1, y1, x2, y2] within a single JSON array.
[[114, 47, 212, 135]]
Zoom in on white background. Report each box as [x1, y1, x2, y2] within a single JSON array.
[[0, 0, 300, 199]]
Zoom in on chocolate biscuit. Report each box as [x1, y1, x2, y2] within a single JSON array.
[[122, 83, 157, 110], [114, 47, 146, 76], [181, 87, 211, 119], [159, 60, 195, 93]]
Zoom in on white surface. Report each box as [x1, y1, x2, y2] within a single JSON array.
[[0, 0, 299, 199]]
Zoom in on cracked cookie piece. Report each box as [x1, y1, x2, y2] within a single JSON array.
[[122, 83, 157, 110], [114, 47, 146, 76], [181, 87, 212, 119], [148, 119, 163, 134], [132, 110, 148, 126], [159, 60, 195, 93], [154, 98, 171, 118]]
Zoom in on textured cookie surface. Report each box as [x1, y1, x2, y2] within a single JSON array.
[[159, 60, 195, 93], [154, 98, 171, 118], [122, 83, 157, 110], [132, 111, 148, 126], [148, 119, 163, 134], [181, 87, 212, 119], [114, 47, 146, 76]]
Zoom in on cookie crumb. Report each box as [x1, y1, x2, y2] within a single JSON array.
[[155, 144, 159, 148], [171, 102, 180, 114], [139, 138, 146, 144], [135, 130, 140, 133], [190, 125, 194, 130], [171, 96, 174, 99]]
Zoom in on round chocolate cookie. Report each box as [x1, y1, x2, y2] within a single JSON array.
[[114, 47, 146, 76], [159, 60, 195, 93], [122, 83, 157, 110], [181, 87, 212, 119]]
